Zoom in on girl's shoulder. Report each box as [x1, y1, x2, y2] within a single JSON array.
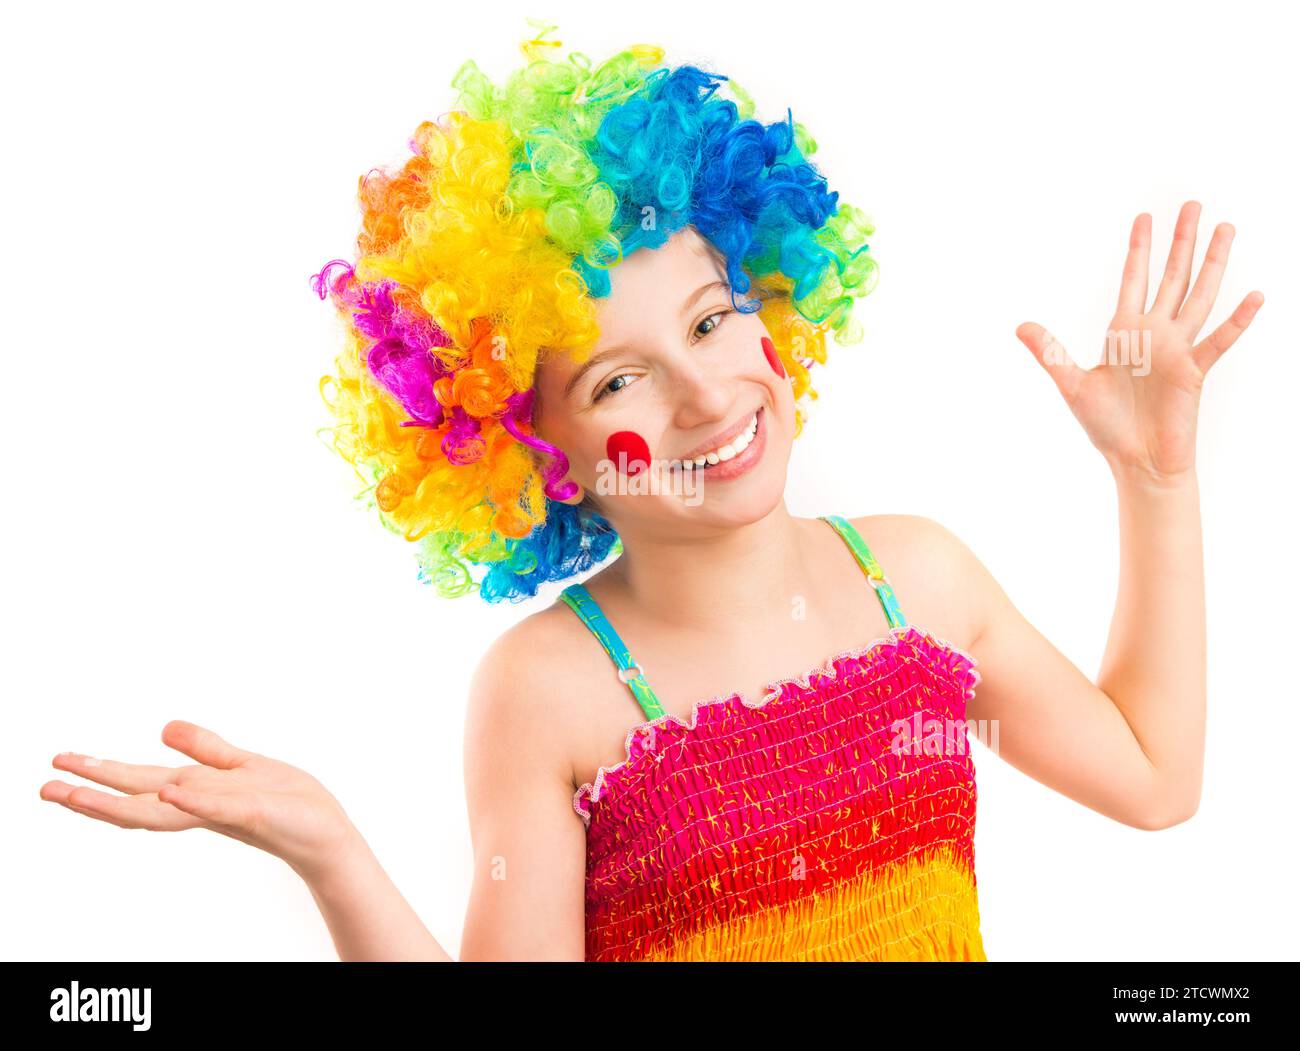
[[464, 575, 634, 786], [838, 512, 987, 654], [467, 598, 604, 723]]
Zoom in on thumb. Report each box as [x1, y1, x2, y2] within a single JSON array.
[[1016, 322, 1085, 404], [161, 721, 255, 771]]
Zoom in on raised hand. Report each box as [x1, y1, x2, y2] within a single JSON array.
[[1015, 200, 1264, 485], [41, 720, 362, 885]]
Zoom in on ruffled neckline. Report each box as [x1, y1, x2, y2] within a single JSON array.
[[573, 623, 981, 826]]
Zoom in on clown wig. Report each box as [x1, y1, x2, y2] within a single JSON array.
[[311, 22, 879, 603]]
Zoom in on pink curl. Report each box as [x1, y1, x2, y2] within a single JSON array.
[[368, 337, 445, 428], [501, 390, 579, 502], [313, 267, 458, 430], [310, 259, 355, 300], [441, 406, 486, 465]]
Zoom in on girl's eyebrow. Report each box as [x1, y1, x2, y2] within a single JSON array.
[[563, 345, 627, 399], [680, 278, 731, 316], [562, 278, 733, 399]]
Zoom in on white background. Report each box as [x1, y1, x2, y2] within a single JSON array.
[[4, 0, 1296, 961]]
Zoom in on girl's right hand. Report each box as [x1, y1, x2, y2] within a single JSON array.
[[40, 720, 361, 886]]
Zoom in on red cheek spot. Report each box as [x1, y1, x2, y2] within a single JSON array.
[[606, 431, 652, 475], [761, 336, 786, 378]]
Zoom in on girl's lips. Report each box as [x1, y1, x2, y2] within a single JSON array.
[[669, 405, 767, 483]]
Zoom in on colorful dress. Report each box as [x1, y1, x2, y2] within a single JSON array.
[[558, 515, 987, 962]]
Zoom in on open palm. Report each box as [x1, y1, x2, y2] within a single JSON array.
[[1016, 200, 1264, 484], [41, 720, 359, 884]]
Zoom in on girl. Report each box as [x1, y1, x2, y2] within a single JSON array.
[[40, 27, 1262, 962]]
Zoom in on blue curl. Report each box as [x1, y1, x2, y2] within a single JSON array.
[[478, 501, 621, 603]]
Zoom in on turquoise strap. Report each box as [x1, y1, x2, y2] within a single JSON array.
[[558, 583, 667, 722], [819, 514, 908, 630]]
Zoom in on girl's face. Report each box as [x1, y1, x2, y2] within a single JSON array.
[[533, 225, 796, 533]]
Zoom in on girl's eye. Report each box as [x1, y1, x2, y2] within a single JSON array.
[[592, 310, 733, 402], [693, 309, 731, 341], [594, 374, 634, 402]]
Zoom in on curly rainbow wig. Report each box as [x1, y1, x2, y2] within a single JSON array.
[[311, 23, 879, 603]]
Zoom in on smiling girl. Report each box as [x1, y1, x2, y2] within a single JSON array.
[[41, 25, 1263, 962]]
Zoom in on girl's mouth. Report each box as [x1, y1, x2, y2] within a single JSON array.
[[668, 405, 766, 482]]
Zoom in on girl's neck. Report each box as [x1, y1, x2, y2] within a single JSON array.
[[595, 502, 820, 634]]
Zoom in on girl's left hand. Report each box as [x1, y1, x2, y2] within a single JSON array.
[[1015, 200, 1264, 486]]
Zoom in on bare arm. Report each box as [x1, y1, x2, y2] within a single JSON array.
[[41, 721, 456, 960], [300, 620, 587, 962], [457, 621, 588, 961], [934, 470, 1207, 832], [1096, 467, 1205, 821], [916, 202, 1261, 831], [42, 622, 585, 962], [301, 830, 453, 961]]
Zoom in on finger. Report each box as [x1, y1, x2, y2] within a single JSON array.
[[1116, 213, 1152, 315], [52, 751, 179, 795], [1177, 222, 1235, 337], [58, 798, 134, 830], [1191, 291, 1264, 374], [157, 783, 257, 830], [40, 780, 198, 831], [40, 779, 129, 827], [161, 721, 255, 771], [1151, 200, 1201, 318], [1016, 322, 1087, 404]]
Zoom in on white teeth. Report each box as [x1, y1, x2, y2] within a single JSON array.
[[680, 413, 758, 469]]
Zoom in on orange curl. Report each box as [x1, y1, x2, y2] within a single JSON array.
[[431, 317, 517, 418]]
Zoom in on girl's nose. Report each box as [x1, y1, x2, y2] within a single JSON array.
[[666, 359, 733, 421]]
